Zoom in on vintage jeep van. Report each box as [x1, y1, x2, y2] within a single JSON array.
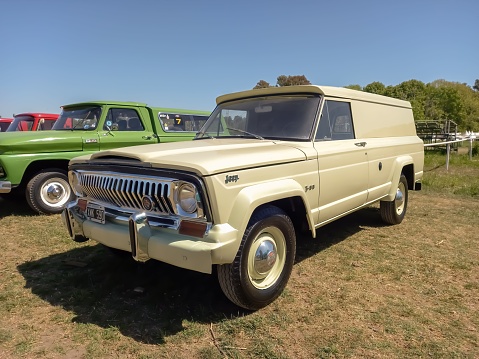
[[62, 85, 424, 310]]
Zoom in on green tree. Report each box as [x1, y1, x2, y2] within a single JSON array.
[[254, 75, 311, 89], [430, 80, 479, 131], [345, 84, 362, 91], [473, 79, 479, 91], [253, 80, 271, 89], [364, 81, 386, 95], [386, 80, 426, 100], [276, 75, 311, 86], [425, 80, 464, 127]]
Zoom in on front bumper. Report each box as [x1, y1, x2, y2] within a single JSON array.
[[0, 181, 12, 193], [62, 200, 240, 274]]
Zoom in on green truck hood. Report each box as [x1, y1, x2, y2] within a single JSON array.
[[81, 139, 307, 176], [0, 131, 84, 155]]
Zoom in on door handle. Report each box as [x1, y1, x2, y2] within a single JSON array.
[[142, 134, 158, 140], [355, 141, 367, 147]]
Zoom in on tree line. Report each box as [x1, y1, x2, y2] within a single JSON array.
[[254, 76, 479, 132]]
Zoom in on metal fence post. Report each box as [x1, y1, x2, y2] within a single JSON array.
[[446, 143, 450, 170], [470, 138, 473, 161]]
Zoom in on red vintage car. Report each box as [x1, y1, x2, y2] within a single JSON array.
[[6, 113, 59, 131], [0, 118, 13, 132]]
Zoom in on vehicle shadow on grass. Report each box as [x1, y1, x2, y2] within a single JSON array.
[[16, 206, 385, 344], [295, 206, 384, 263], [0, 195, 37, 216], [17, 244, 245, 344]]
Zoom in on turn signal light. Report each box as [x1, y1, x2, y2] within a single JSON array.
[[178, 220, 207, 238]]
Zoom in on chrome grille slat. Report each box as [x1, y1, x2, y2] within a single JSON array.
[[153, 183, 167, 213], [164, 184, 175, 213], [78, 172, 175, 215], [114, 179, 124, 207], [119, 179, 130, 208], [125, 180, 139, 208]]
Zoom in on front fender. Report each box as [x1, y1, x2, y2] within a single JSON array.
[[227, 178, 314, 244]]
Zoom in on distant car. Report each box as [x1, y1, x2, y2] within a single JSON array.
[[0, 102, 209, 214], [6, 113, 58, 132], [0, 118, 13, 132]]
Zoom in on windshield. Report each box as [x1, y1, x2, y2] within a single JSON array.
[[0, 120, 12, 132], [6, 116, 34, 132], [196, 95, 321, 140], [52, 106, 102, 131]]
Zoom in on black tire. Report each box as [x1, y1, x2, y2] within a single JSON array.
[[380, 174, 408, 225], [26, 170, 74, 214], [217, 205, 296, 310]]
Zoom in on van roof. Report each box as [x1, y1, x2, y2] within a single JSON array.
[[216, 85, 411, 109]]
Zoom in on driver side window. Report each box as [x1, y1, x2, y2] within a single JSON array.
[[316, 100, 354, 141]]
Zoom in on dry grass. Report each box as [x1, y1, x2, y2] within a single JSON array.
[[1, 158, 478, 358]]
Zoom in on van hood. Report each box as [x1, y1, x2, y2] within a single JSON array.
[[85, 139, 308, 176], [0, 131, 84, 155]]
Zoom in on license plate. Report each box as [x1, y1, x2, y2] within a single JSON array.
[[86, 203, 105, 224]]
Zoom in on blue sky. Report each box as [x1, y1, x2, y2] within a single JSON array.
[[1, 0, 477, 117]]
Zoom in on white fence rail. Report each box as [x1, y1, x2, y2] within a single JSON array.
[[424, 137, 476, 170]]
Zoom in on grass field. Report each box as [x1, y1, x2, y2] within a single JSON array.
[[0, 152, 478, 358]]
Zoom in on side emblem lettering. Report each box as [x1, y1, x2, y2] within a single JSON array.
[[225, 174, 239, 184]]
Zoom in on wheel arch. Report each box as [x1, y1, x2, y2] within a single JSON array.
[[385, 156, 414, 201], [227, 179, 315, 245], [20, 159, 70, 188]]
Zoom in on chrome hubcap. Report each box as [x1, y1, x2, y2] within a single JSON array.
[[40, 179, 71, 207], [247, 226, 286, 289], [395, 182, 406, 215], [254, 239, 277, 273], [47, 184, 64, 200]]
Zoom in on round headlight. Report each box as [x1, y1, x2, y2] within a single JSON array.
[[68, 171, 83, 197], [177, 183, 198, 214]]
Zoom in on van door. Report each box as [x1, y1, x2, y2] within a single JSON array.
[[314, 100, 369, 225]]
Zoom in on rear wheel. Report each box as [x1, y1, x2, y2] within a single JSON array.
[[380, 174, 408, 225], [217, 205, 296, 310], [26, 170, 74, 214]]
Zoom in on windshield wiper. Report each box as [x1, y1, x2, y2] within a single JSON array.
[[70, 110, 91, 131], [226, 127, 264, 140]]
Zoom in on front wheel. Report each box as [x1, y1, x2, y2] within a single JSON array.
[[380, 174, 408, 225], [26, 170, 74, 214], [217, 205, 296, 310]]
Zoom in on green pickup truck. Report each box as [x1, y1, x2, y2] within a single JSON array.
[[0, 101, 210, 214]]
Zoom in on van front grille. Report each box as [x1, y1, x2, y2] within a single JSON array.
[[78, 172, 175, 214]]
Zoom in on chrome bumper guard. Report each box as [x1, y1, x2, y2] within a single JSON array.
[[0, 181, 12, 194], [129, 213, 150, 262]]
